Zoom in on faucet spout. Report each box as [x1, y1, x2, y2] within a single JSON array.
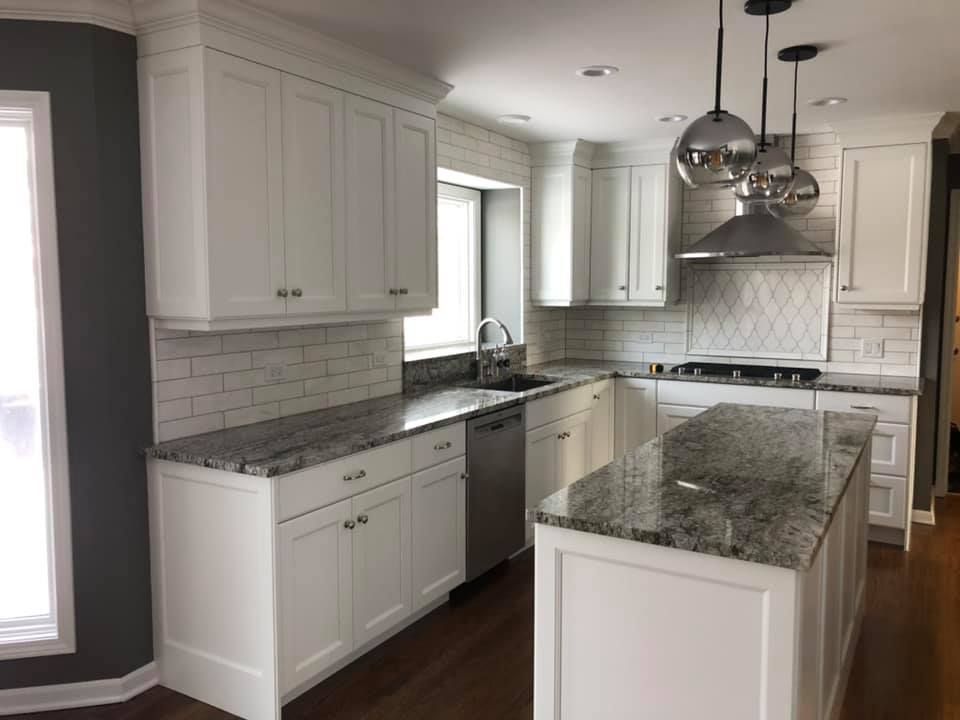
[[475, 317, 514, 382]]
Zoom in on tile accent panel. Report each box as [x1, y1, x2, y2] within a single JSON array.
[[566, 132, 921, 376], [152, 321, 403, 441]]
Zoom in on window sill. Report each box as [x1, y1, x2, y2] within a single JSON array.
[[404, 343, 475, 362]]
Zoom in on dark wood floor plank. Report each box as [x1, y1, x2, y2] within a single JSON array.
[[6, 499, 960, 719]]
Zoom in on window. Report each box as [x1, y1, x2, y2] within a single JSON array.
[[0, 92, 74, 659], [404, 183, 481, 357]]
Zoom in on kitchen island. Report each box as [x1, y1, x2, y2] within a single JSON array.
[[530, 403, 876, 720]]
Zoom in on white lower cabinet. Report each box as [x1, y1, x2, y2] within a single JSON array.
[[278, 499, 354, 695], [614, 378, 657, 455], [411, 457, 466, 611], [589, 380, 615, 472]]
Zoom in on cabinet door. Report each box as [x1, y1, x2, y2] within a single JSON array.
[[346, 96, 397, 312], [559, 410, 592, 489], [590, 380, 615, 472], [589, 167, 630, 302], [351, 476, 412, 647], [394, 110, 437, 312], [281, 75, 347, 314], [532, 166, 573, 304], [656, 403, 706, 435], [411, 457, 466, 611], [277, 499, 353, 694], [837, 144, 927, 305], [204, 49, 285, 318], [525, 421, 562, 543], [572, 166, 592, 302], [614, 378, 658, 456], [628, 164, 668, 304]]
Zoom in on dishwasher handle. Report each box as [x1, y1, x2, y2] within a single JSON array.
[[472, 412, 523, 437]]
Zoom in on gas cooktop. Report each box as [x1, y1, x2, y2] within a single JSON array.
[[669, 362, 822, 382]]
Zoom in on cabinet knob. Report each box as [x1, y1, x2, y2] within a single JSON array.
[[344, 520, 356, 529], [618, 285, 627, 291], [460, 472, 469, 480], [593, 394, 600, 401], [290, 288, 303, 297], [840, 285, 849, 292], [654, 285, 664, 291], [389, 288, 398, 296], [357, 514, 369, 524], [277, 288, 288, 298], [398, 288, 409, 295]]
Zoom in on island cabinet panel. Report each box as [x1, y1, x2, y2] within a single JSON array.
[[351, 477, 413, 647], [277, 499, 354, 695], [589, 379, 615, 472], [614, 378, 657, 455]]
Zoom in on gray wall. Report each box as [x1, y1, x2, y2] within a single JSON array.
[[0, 20, 154, 688], [481, 188, 523, 344]]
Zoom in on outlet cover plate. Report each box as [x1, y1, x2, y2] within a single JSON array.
[[265, 363, 287, 382], [861, 338, 884, 359], [372, 351, 389, 368]]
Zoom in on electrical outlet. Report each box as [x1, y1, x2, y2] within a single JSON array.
[[372, 351, 389, 368], [861, 338, 884, 359], [265, 362, 287, 383], [633, 332, 654, 344]]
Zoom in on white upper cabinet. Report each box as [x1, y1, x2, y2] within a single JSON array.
[[393, 110, 437, 313], [345, 95, 397, 313], [590, 168, 631, 302], [628, 164, 671, 304], [139, 38, 443, 330], [530, 163, 592, 306], [836, 143, 928, 307], [281, 75, 347, 315]]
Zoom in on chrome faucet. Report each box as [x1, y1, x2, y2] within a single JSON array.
[[475, 317, 514, 383]]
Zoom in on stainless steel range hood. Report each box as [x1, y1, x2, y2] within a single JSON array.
[[675, 200, 831, 259]]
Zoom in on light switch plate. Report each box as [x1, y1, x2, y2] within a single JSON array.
[[265, 362, 287, 382], [861, 338, 884, 359]]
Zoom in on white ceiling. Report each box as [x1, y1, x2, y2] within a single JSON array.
[[246, 0, 960, 144]]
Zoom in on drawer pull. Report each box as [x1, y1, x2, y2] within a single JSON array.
[[343, 469, 367, 482], [434, 441, 453, 451], [850, 405, 878, 411], [344, 520, 356, 530], [357, 514, 369, 524]]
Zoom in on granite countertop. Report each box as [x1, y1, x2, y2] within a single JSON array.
[[146, 360, 918, 478], [530, 403, 876, 571]]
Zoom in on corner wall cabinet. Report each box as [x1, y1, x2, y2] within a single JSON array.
[[530, 140, 682, 308], [139, 47, 439, 330]]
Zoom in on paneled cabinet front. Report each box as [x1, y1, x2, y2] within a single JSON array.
[[140, 47, 437, 329]]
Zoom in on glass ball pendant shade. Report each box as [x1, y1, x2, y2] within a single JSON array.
[[675, 111, 757, 189], [733, 145, 794, 202], [769, 168, 820, 217]]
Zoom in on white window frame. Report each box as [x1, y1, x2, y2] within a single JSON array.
[[404, 183, 481, 359], [0, 91, 75, 660]]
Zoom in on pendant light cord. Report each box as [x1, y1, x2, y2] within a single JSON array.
[[790, 58, 799, 166], [759, 8, 770, 149], [713, 0, 724, 119]]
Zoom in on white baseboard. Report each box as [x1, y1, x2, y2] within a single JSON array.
[[912, 507, 936, 526], [0, 661, 158, 716]]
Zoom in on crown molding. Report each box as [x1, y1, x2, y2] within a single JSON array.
[[0, 0, 135, 34], [591, 139, 676, 169], [529, 140, 596, 168], [133, 0, 452, 106], [831, 112, 946, 148]]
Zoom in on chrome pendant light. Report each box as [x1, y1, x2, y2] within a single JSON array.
[[770, 44, 821, 218], [734, 0, 794, 203], [675, 0, 757, 189]]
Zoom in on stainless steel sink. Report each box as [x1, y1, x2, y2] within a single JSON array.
[[470, 375, 560, 393]]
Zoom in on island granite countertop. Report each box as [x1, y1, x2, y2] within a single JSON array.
[[146, 360, 915, 478], [530, 403, 877, 571]]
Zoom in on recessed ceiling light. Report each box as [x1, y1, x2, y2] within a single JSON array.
[[808, 96, 848, 107], [657, 114, 688, 123], [576, 65, 619, 78], [497, 114, 531, 126]]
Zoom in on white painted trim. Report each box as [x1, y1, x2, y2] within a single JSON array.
[[591, 140, 676, 169], [0, 662, 159, 716], [0, 0, 135, 34], [831, 112, 944, 148], [153, 307, 431, 331], [0, 91, 75, 661], [529, 139, 596, 168], [912, 508, 936, 526]]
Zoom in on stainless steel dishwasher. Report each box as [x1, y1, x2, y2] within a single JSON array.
[[465, 405, 526, 581]]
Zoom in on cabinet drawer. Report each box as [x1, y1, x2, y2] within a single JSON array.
[[526, 385, 594, 430], [871, 422, 910, 477], [277, 440, 412, 522], [412, 423, 465, 471], [658, 380, 814, 410], [868, 474, 907, 529], [816, 391, 911, 424]]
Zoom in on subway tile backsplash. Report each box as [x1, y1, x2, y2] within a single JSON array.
[[152, 320, 403, 441]]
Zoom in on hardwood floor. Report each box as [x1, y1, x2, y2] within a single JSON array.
[[9, 497, 960, 720]]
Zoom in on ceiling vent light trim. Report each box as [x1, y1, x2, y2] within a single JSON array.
[[497, 114, 532, 126], [809, 96, 848, 107], [658, 114, 689, 123], [575, 65, 619, 78]]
